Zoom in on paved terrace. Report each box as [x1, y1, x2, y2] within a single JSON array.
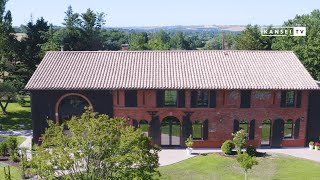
[[1, 130, 319, 167]]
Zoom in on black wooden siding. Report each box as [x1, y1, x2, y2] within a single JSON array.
[[307, 91, 320, 144], [30, 90, 113, 143]]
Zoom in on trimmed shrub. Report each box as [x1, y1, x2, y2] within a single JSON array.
[[246, 145, 257, 157], [221, 140, 234, 155], [8, 136, 18, 153], [0, 142, 9, 156]]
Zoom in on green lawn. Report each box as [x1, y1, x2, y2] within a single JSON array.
[[0, 102, 31, 130], [0, 163, 21, 180], [0, 135, 26, 146], [158, 153, 320, 180]]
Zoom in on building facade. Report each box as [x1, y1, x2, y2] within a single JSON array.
[[25, 50, 320, 148]]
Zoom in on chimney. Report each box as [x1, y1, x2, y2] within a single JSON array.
[[121, 44, 129, 51], [60, 45, 64, 51]]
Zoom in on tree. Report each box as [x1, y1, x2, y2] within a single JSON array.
[[60, 6, 81, 51], [148, 30, 170, 50], [232, 129, 248, 155], [204, 33, 235, 50], [0, 80, 16, 114], [78, 8, 106, 50], [21, 17, 49, 75], [30, 110, 160, 179], [272, 9, 320, 80], [236, 152, 258, 180], [234, 25, 273, 50], [0, 0, 23, 114], [103, 30, 129, 50], [169, 31, 189, 50], [129, 32, 149, 50], [60, 6, 107, 51], [40, 24, 61, 54]]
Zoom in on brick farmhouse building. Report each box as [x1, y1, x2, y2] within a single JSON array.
[[25, 50, 320, 148]]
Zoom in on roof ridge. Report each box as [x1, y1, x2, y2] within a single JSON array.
[[46, 50, 295, 53]]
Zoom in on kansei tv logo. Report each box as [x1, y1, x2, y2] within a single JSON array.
[[261, 27, 306, 36]]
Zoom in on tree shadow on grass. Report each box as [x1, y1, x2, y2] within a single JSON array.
[[0, 110, 32, 130]]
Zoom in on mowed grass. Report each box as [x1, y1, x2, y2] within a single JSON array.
[[0, 163, 21, 180], [158, 153, 320, 180], [0, 102, 31, 130]]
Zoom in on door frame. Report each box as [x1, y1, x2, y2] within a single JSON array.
[[261, 120, 272, 147], [160, 116, 181, 147]]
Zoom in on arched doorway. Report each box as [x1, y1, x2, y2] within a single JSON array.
[[55, 94, 92, 125], [261, 119, 272, 147], [161, 116, 181, 147]]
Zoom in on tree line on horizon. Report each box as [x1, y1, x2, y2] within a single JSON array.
[[0, 0, 319, 113]]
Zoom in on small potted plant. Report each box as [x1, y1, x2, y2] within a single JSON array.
[[315, 142, 320, 150], [185, 135, 194, 155], [309, 141, 314, 150]]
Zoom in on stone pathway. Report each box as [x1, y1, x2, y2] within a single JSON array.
[[0, 130, 33, 160], [159, 147, 320, 166], [0, 130, 32, 136]]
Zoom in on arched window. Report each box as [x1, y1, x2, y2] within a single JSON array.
[[193, 120, 203, 140], [239, 120, 249, 133], [139, 120, 149, 136], [284, 119, 293, 138], [58, 95, 90, 124]]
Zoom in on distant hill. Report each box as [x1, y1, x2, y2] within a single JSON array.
[[108, 25, 246, 33], [14, 25, 246, 34]]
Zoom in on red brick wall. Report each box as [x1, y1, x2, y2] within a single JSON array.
[[113, 90, 309, 148]]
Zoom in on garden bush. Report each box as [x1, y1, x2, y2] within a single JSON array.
[[221, 140, 234, 155], [8, 136, 18, 153], [246, 145, 257, 157], [232, 129, 248, 154], [10, 151, 20, 162], [0, 141, 9, 156]]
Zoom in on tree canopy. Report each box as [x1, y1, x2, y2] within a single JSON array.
[[30, 110, 160, 179], [272, 9, 320, 80]]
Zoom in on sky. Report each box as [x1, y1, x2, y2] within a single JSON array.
[[6, 0, 320, 27]]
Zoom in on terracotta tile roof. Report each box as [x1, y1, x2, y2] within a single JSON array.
[[25, 50, 319, 90]]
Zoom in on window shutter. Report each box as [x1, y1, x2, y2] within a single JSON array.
[[240, 90, 251, 108], [178, 90, 185, 108], [294, 119, 300, 139], [280, 91, 287, 107], [233, 120, 240, 133], [156, 90, 164, 108], [191, 90, 197, 108], [150, 116, 160, 145], [203, 119, 209, 140], [132, 119, 138, 129], [209, 90, 216, 108], [182, 116, 192, 147], [296, 91, 302, 108], [249, 120, 255, 140], [125, 90, 137, 107]]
